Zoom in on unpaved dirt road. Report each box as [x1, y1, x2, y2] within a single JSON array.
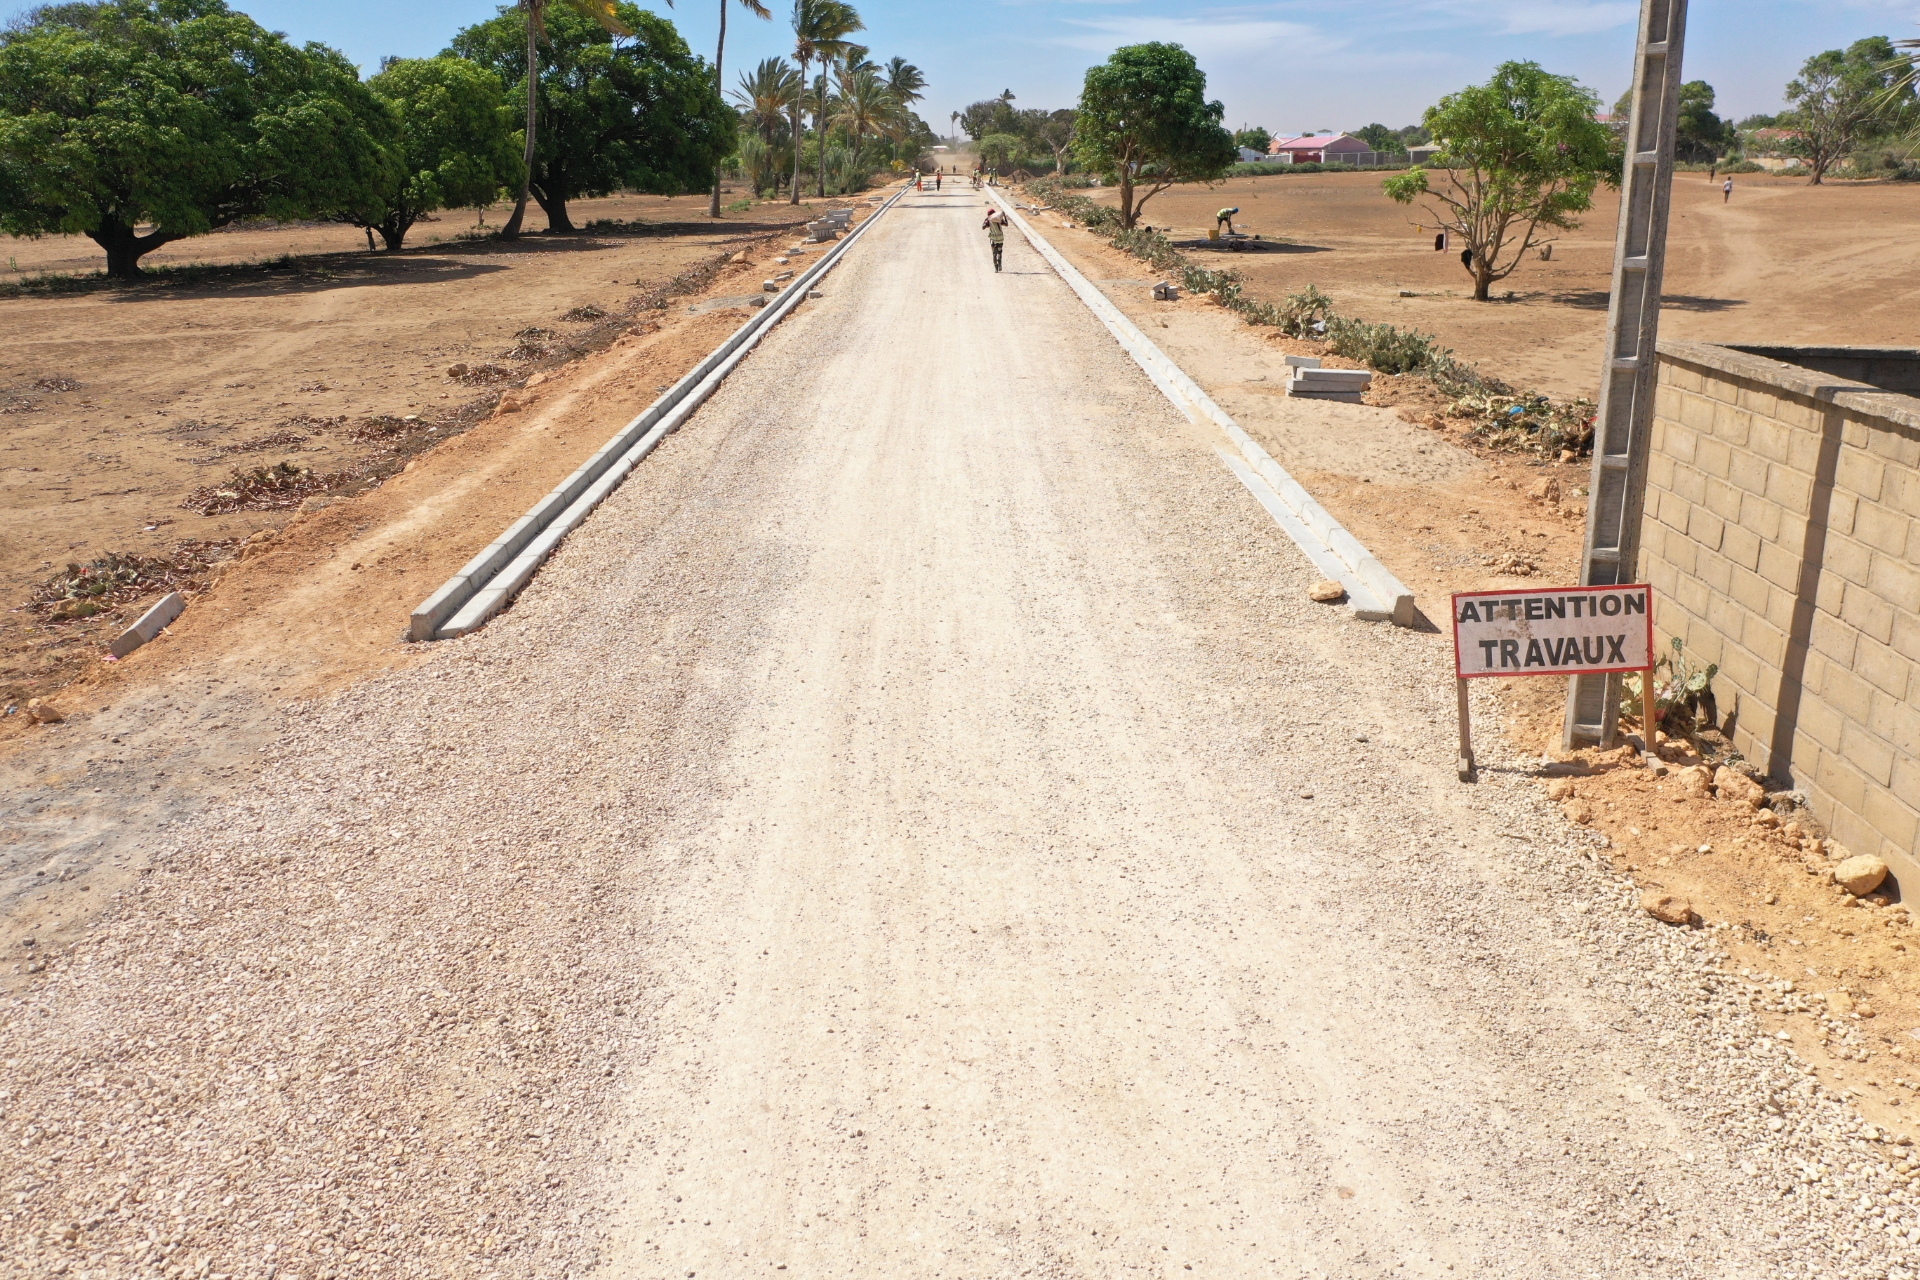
[[5, 186, 1913, 1279]]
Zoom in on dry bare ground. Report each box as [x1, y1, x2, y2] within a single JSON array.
[[8, 184, 1920, 1280]]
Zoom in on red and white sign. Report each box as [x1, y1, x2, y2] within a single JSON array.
[[1452, 584, 1654, 679]]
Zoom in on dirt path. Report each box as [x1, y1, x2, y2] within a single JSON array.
[[4, 187, 1915, 1280]]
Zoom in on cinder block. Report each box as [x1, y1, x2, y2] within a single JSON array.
[[1743, 495, 1783, 543], [1663, 423, 1699, 466], [1841, 588, 1896, 647], [1865, 421, 1920, 466], [1747, 417, 1793, 464], [1868, 694, 1920, 757], [1862, 789, 1919, 858], [1719, 642, 1762, 695], [1647, 453, 1676, 491], [1723, 524, 1763, 572], [1713, 401, 1753, 447], [1819, 662, 1875, 721], [1686, 504, 1725, 551], [1842, 418, 1871, 449], [1893, 757, 1920, 821], [1728, 447, 1769, 495], [1853, 504, 1911, 558], [1697, 436, 1734, 480], [1700, 553, 1734, 596], [1670, 364, 1705, 393], [1891, 609, 1920, 665], [1817, 752, 1871, 815], [1730, 565, 1774, 618], [1736, 385, 1779, 422], [1673, 465, 1708, 505], [1800, 695, 1847, 753], [1707, 591, 1748, 645], [1837, 448, 1887, 504], [1756, 540, 1803, 593], [1884, 468, 1920, 520], [1706, 476, 1745, 522], [1840, 721, 1897, 788], [1676, 575, 1712, 617], [1765, 463, 1814, 515], [1853, 635, 1911, 699], [1829, 491, 1858, 538], [1816, 573, 1847, 618], [1826, 535, 1874, 587], [1790, 735, 1827, 785], [1868, 553, 1920, 610]]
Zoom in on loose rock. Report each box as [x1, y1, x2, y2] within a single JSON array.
[[25, 697, 63, 724], [1642, 891, 1692, 925], [1714, 766, 1765, 809], [1546, 778, 1575, 802], [1307, 579, 1346, 603], [1834, 855, 1889, 897]]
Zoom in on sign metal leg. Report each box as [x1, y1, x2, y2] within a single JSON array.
[[1457, 677, 1476, 782]]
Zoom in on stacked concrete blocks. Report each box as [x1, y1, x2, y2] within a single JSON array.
[[1284, 355, 1371, 403]]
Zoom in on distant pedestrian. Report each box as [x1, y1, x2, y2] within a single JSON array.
[[983, 207, 1008, 272], [1215, 206, 1240, 235], [935, 173, 942, 191], [1709, 162, 1717, 181], [1723, 177, 1733, 203]]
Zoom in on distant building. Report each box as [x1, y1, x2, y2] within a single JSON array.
[[1267, 133, 1370, 163], [1407, 143, 1443, 165]]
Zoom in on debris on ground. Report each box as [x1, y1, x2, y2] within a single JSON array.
[[1307, 579, 1347, 602]]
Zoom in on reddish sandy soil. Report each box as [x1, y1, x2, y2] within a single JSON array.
[[0, 190, 839, 721], [1031, 199, 1920, 1125], [1081, 169, 1920, 401]]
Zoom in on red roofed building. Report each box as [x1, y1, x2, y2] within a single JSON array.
[[1267, 133, 1370, 163]]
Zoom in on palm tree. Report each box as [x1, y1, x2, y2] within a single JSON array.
[[787, 0, 863, 205], [833, 64, 894, 174], [502, 0, 634, 241], [949, 109, 959, 144], [734, 56, 801, 144], [884, 56, 925, 107], [708, 0, 773, 218]]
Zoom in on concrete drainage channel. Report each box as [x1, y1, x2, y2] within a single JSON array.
[[409, 185, 908, 642], [988, 190, 1416, 627]]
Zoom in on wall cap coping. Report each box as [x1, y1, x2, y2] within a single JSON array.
[[1657, 340, 1920, 434]]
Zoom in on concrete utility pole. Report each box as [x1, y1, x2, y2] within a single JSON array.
[[1564, 0, 1690, 750]]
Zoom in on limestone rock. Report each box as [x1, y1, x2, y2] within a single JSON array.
[[1307, 580, 1346, 603], [1751, 808, 1781, 828], [25, 698, 62, 724], [446, 362, 468, 378], [1642, 891, 1692, 925], [1827, 991, 1856, 1016], [729, 250, 750, 263], [1834, 855, 1889, 897], [1530, 477, 1562, 504], [497, 392, 523, 414], [1714, 766, 1765, 809], [1546, 778, 1575, 802], [1678, 765, 1714, 796]]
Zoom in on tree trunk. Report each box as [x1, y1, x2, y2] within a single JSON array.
[[709, 0, 727, 218], [533, 185, 573, 233], [816, 73, 828, 199], [1473, 255, 1493, 301], [379, 216, 412, 251], [88, 216, 175, 280], [790, 57, 807, 206], [1117, 173, 1137, 230], [502, 0, 541, 240]]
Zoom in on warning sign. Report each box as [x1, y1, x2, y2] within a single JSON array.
[[1452, 584, 1653, 679]]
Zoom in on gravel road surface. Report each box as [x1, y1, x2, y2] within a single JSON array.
[[5, 186, 1916, 1280]]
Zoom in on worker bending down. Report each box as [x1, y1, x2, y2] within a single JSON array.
[[1216, 206, 1240, 235]]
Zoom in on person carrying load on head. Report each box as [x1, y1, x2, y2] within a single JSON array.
[[1216, 206, 1240, 235], [983, 207, 1008, 272]]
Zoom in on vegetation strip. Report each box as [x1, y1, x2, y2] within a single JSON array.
[[411, 185, 906, 641], [987, 189, 1415, 627]]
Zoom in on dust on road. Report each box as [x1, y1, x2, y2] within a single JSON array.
[[1, 186, 1908, 1280]]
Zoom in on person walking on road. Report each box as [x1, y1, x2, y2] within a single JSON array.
[[1723, 177, 1733, 203], [983, 207, 1008, 273], [935, 173, 942, 192]]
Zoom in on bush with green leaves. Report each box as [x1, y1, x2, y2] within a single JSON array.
[[0, 0, 399, 278], [347, 55, 524, 250], [449, 2, 734, 231]]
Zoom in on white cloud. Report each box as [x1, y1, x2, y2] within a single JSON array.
[[1416, 0, 1639, 37], [1052, 12, 1343, 58]]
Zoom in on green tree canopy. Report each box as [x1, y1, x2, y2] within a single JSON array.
[[1352, 123, 1398, 153], [1611, 80, 1730, 162], [960, 96, 1016, 141], [1384, 61, 1614, 300], [0, 0, 397, 278], [450, 2, 734, 231], [1071, 42, 1236, 229], [1233, 125, 1272, 154], [349, 55, 523, 250], [1782, 37, 1917, 183]]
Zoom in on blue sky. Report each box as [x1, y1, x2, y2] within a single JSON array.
[[77, 0, 1920, 134]]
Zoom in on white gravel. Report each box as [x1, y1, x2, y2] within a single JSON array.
[[4, 186, 1916, 1280]]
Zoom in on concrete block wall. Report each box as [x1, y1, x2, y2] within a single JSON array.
[[1641, 342, 1920, 883]]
